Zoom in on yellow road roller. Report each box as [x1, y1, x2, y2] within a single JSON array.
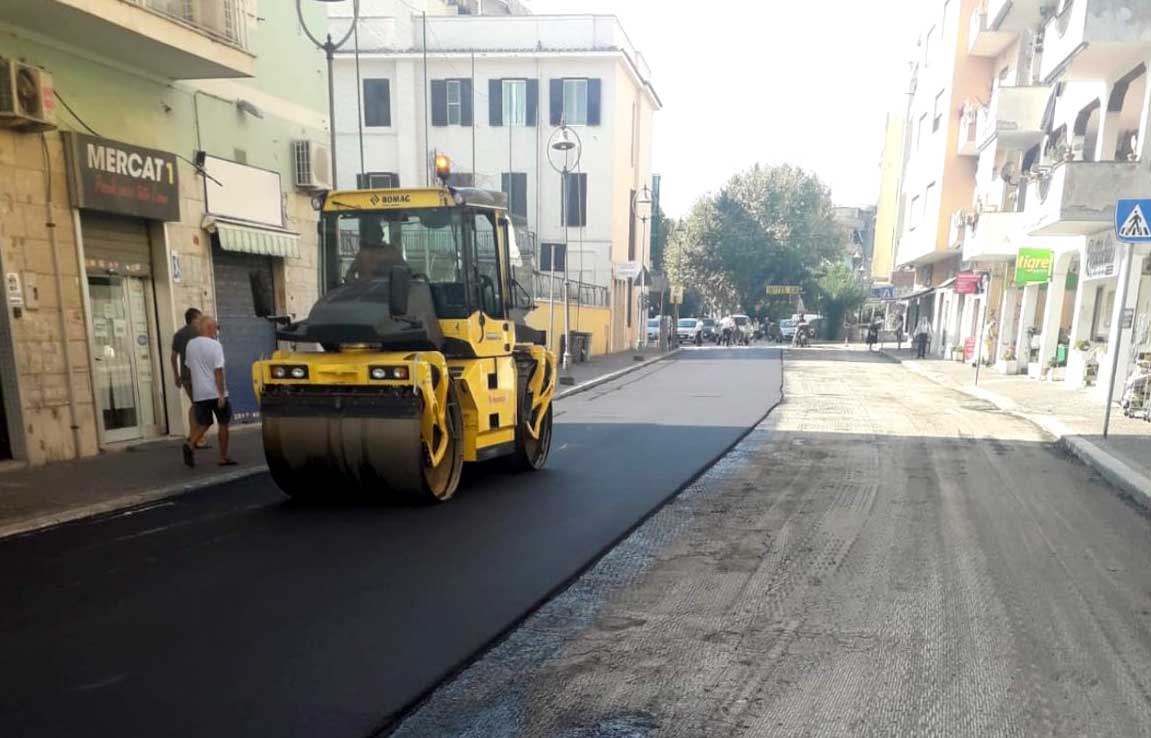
[[250, 165, 556, 502]]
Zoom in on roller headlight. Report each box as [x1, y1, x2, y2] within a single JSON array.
[[370, 367, 388, 380], [369, 366, 409, 381], [271, 366, 287, 379], [290, 366, 307, 379], [271, 365, 307, 380]]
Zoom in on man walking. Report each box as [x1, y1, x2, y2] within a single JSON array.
[[914, 316, 932, 360], [182, 316, 236, 467], [170, 308, 205, 447]]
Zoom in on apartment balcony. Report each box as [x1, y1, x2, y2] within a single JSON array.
[[1040, 0, 1151, 83], [962, 210, 1026, 261], [1025, 160, 1151, 235], [968, 7, 1017, 58], [4, 0, 254, 79], [975, 86, 1050, 150], [987, 0, 1052, 33], [950, 210, 969, 250]]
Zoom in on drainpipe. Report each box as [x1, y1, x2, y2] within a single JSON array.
[[40, 134, 84, 459]]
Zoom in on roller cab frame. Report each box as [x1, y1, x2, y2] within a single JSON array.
[[251, 186, 556, 502]]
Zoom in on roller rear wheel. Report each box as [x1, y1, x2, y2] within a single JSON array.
[[419, 382, 464, 502], [508, 361, 553, 471]]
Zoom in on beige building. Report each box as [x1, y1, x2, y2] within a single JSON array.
[[0, 1, 327, 466], [872, 112, 908, 284], [887, 0, 1151, 406]]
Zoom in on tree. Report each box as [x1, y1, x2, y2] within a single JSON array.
[[816, 263, 869, 340], [666, 164, 845, 317]]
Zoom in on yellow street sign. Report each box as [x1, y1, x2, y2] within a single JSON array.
[[670, 285, 684, 304], [766, 285, 802, 296]]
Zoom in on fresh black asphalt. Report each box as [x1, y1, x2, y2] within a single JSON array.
[[0, 348, 782, 738]]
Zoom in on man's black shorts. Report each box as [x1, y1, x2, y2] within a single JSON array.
[[194, 398, 232, 427]]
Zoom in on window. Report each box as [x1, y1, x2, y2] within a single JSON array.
[[628, 188, 637, 260], [364, 79, 391, 127], [431, 79, 472, 127], [563, 79, 588, 125], [561, 172, 588, 227], [933, 91, 944, 132], [910, 195, 921, 230], [630, 100, 639, 165], [924, 26, 935, 66], [357, 172, 400, 189], [501, 172, 528, 218], [925, 182, 936, 222], [471, 211, 504, 318], [917, 114, 927, 150], [447, 172, 475, 187], [502, 79, 527, 126], [941, 0, 950, 33], [550, 78, 601, 126], [447, 80, 462, 125], [539, 242, 567, 272]]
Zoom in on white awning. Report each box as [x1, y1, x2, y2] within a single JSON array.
[[202, 215, 301, 259]]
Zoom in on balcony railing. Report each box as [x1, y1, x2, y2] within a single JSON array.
[[968, 6, 1014, 58], [1040, 0, 1151, 83], [958, 102, 981, 156], [987, 0, 1047, 33], [126, 0, 249, 51], [1025, 160, 1151, 235], [962, 210, 1026, 262], [976, 86, 1049, 149], [531, 271, 609, 308]]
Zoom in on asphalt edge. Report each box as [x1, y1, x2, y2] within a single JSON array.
[[880, 349, 1151, 503], [0, 350, 685, 542], [374, 347, 785, 737]]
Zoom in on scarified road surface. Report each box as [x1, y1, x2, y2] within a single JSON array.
[[0, 348, 780, 738], [392, 347, 1151, 738]]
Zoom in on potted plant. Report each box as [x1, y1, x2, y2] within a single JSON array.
[[1076, 340, 1092, 352], [997, 344, 1018, 375], [952, 344, 965, 362]]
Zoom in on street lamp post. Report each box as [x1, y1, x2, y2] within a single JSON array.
[[631, 185, 653, 353], [548, 124, 582, 385], [297, 0, 360, 188]]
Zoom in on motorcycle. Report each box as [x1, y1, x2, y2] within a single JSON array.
[[792, 326, 811, 348]]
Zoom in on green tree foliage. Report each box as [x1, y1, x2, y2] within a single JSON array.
[[816, 263, 869, 340], [666, 164, 845, 318]]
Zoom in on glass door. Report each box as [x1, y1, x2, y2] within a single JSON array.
[[89, 276, 158, 443]]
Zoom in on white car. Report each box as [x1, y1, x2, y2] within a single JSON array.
[[677, 318, 703, 345], [647, 318, 661, 343]]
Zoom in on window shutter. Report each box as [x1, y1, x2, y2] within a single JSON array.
[[587, 78, 602, 126], [563, 173, 587, 227], [514, 173, 527, 217], [526, 79, 539, 126], [489, 78, 503, 126], [431, 80, 448, 126], [549, 79, 563, 126], [628, 188, 636, 260], [363, 79, 390, 127], [460, 78, 474, 127]]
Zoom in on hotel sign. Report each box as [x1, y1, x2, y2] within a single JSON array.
[[62, 132, 180, 221], [1084, 234, 1120, 279]]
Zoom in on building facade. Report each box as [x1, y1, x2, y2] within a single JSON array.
[[0, 0, 328, 465], [328, 0, 661, 354], [883, 0, 1151, 408]]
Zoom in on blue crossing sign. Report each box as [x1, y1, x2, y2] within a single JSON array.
[[1116, 199, 1151, 242]]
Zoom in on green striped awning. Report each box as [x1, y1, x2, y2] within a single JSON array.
[[202, 216, 301, 259]]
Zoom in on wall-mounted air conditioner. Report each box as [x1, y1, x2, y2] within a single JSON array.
[[292, 140, 332, 191], [0, 58, 56, 132]]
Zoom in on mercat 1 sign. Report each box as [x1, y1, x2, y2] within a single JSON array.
[[1015, 247, 1053, 285]]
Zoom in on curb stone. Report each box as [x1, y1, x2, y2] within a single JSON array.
[[0, 350, 686, 540], [881, 350, 1151, 503]]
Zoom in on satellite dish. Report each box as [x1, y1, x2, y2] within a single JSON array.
[[1000, 161, 1018, 184]]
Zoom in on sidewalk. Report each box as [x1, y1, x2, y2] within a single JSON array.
[[877, 344, 1151, 501], [0, 347, 680, 539]]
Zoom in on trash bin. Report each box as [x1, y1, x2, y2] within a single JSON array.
[[1056, 343, 1068, 367], [559, 332, 592, 363]]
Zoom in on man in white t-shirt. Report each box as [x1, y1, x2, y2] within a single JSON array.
[[182, 316, 235, 467]]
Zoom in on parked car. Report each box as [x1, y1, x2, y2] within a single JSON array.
[[780, 319, 798, 342], [700, 318, 718, 342], [647, 318, 661, 344], [677, 318, 704, 345]]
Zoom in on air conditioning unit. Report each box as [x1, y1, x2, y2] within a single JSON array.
[[0, 58, 56, 131], [292, 140, 332, 191]]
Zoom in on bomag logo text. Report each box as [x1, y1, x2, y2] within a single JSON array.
[[370, 193, 412, 205]]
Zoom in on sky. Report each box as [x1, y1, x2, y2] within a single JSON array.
[[528, 0, 923, 216]]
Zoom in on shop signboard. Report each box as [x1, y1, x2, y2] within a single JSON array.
[[964, 337, 976, 362], [1014, 248, 1053, 285], [61, 132, 180, 221], [1084, 234, 1119, 279], [767, 285, 802, 296], [955, 272, 982, 294], [869, 285, 895, 300]]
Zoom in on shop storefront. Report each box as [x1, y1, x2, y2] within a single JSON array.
[[63, 133, 182, 445], [200, 156, 301, 423]]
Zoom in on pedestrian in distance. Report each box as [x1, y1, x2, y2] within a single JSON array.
[[866, 321, 880, 352], [914, 316, 932, 359], [170, 307, 208, 449], [182, 316, 237, 468], [894, 314, 905, 351]]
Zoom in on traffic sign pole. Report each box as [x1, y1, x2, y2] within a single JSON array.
[[1102, 245, 1133, 440]]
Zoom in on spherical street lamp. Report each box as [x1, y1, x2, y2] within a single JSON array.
[[547, 124, 583, 384], [296, 0, 360, 188]]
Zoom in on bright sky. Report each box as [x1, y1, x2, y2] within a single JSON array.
[[528, 0, 922, 216]]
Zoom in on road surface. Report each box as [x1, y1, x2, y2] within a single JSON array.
[[0, 348, 781, 738], [390, 346, 1151, 738]]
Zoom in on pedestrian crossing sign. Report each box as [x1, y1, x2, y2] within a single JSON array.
[[1116, 199, 1151, 242]]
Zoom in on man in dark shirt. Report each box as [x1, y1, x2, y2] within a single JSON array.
[[170, 307, 204, 446]]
